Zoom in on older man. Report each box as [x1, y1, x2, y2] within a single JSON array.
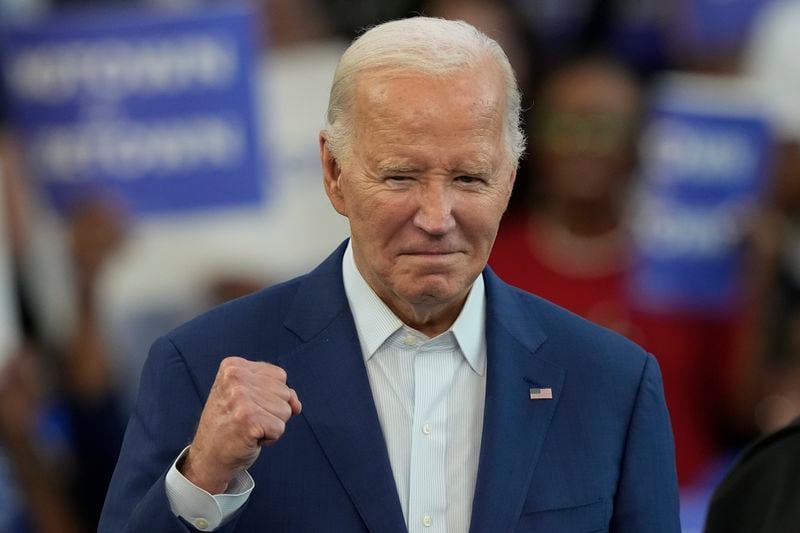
[[99, 17, 680, 533]]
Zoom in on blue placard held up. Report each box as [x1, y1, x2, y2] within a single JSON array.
[[1, 4, 265, 216], [675, 0, 769, 53], [630, 74, 772, 313]]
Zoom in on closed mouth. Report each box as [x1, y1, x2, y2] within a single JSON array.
[[402, 250, 460, 255]]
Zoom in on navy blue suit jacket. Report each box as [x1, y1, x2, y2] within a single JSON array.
[[99, 242, 680, 532]]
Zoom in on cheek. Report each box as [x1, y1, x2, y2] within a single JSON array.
[[357, 193, 414, 228], [457, 197, 507, 236], [350, 198, 409, 249]]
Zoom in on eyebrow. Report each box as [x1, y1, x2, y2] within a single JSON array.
[[376, 160, 419, 174], [374, 158, 497, 176], [451, 160, 494, 177]]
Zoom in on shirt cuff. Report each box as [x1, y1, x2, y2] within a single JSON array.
[[164, 446, 254, 531]]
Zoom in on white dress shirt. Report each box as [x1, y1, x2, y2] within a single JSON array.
[[165, 242, 487, 532]]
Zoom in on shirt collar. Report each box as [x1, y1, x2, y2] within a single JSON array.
[[342, 241, 486, 376]]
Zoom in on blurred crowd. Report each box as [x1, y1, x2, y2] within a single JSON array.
[[2, 0, 800, 531]]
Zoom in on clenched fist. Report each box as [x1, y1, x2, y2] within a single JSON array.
[[180, 357, 302, 494]]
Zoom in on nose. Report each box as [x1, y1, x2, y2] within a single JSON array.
[[413, 183, 456, 236]]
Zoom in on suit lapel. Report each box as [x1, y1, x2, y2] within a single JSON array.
[[279, 243, 407, 533], [469, 270, 566, 533]]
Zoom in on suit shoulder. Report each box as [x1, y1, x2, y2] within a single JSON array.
[[506, 284, 652, 379]]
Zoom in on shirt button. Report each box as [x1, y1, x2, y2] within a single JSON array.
[[422, 515, 433, 527], [422, 423, 432, 435], [193, 518, 209, 530], [403, 335, 417, 346]]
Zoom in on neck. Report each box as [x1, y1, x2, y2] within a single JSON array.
[[385, 295, 467, 337], [527, 207, 627, 278]]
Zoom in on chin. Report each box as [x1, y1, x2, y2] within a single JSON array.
[[401, 281, 465, 306]]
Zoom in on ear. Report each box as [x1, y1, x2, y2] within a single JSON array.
[[320, 131, 347, 216], [505, 166, 518, 201]]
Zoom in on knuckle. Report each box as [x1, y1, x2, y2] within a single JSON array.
[[219, 356, 249, 381], [231, 406, 251, 426], [247, 423, 265, 441], [272, 385, 291, 402], [227, 383, 248, 401], [275, 401, 293, 422], [272, 417, 286, 435], [220, 356, 242, 370], [218, 365, 236, 383], [267, 364, 288, 383], [265, 416, 285, 438]]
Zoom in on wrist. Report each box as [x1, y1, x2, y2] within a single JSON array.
[[179, 446, 233, 495]]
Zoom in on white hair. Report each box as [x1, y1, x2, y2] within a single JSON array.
[[324, 16, 525, 164]]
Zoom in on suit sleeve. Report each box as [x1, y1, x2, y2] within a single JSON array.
[[98, 336, 245, 533], [610, 354, 681, 533]]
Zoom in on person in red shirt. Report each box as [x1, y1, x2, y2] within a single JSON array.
[[491, 57, 740, 485]]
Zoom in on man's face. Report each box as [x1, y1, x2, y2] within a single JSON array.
[[321, 65, 516, 327]]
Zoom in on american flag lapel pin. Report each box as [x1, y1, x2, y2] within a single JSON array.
[[529, 387, 553, 400]]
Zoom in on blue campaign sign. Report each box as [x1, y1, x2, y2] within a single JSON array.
[[0, 4, 265, 216], [675, 0, 769, 52], [630, 77, 772, 312]]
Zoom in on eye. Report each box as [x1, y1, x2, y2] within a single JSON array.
[[385, 175, 415, 185], [455, 175, 484, 185]]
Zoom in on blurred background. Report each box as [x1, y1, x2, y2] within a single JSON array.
[[1, 0, 799, 531]]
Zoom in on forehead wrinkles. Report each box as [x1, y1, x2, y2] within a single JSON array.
[[351, 70, 506, 156]]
